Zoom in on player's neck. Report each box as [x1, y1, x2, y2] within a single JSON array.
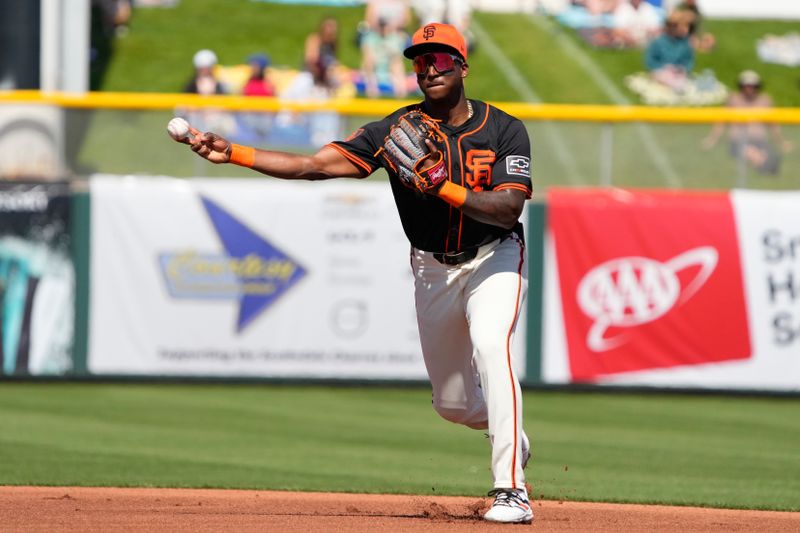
[[423, 94, 471, 127]]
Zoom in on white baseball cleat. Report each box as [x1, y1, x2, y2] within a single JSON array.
[[484, 488, 534, 524]]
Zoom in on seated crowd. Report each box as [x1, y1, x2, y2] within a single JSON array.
[[544, 0, 725, 105], [554, 0, 714, 52], [183, 0, 477, 101], [177, 0, 789, 175]]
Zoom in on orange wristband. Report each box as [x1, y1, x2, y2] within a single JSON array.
[[229, 144, 255, 167], [436, 181, 467, 208]]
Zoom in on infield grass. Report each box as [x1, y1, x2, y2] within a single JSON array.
[[0, 383, 797, 511]]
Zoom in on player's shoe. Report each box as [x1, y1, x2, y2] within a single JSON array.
[[484, 488, 534, 524]]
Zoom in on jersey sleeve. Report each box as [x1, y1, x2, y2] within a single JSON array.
[[491, 118, 533, 198], [327, 118, 391, 176]]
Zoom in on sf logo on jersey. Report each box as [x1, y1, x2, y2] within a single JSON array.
[[466, 150, 496, 191]]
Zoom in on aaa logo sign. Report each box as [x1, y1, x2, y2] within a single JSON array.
[[577, 248, 718, 352], [549, 189, 751, 382]]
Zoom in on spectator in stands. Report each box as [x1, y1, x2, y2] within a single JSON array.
[[90, 0, 132, 88], [184, 49, 227, 95], [573, 0, 621, 15], [366, 0, 410, 32], [181, 50, 235, 139], [356, 0, 410, 48], [242, 53, 275, 97], [675, 0, 715, 52], [613, 0, 662, 48], [644, 10, 694, 92], [412, 0, 474, 53], [702, 70, 793, 175], [304, 17, 340, 91], [360, 17, 409, 98], [92, 0, 131, 36]]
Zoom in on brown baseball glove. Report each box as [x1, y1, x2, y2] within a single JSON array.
[[379, 110, 448, 193]]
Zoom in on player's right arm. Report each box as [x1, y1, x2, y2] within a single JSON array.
[[182, 127, 367, 180]]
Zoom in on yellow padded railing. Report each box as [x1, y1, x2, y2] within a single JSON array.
[[3, 90, 800, 124]]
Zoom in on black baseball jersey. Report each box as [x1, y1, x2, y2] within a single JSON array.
[[329, 100, 532, 253]]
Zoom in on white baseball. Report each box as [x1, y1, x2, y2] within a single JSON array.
[[167, 117, 191, 140]]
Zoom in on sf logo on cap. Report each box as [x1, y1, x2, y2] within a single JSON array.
[[423, 25, 436, 40]]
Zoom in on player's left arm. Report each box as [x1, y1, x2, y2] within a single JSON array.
[[456, 189, 527, 229], [431, 118, 531, 229], [417, 147, 527, 229]]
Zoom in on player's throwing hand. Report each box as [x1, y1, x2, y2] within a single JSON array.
[[188, 130, 232, 164], [168, 119, 232, 165]]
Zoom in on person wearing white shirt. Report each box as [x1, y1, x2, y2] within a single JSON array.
[[613, 0, 662, 47]]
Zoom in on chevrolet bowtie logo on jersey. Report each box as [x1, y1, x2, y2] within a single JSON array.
[[506, 156, 530, 177], [423, 25, 436, 39], [159, 196, 306, 333]]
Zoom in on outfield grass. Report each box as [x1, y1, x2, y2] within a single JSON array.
[[0, 383, 797, 511], [76, 106, 800, 189]]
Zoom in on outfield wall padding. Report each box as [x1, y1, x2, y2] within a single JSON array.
[[4, 178, 798, 391]]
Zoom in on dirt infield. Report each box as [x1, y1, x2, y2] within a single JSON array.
[[1, 486, 798, 532]]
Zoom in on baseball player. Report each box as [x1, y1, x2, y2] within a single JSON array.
[[176, 23, 534, 524]]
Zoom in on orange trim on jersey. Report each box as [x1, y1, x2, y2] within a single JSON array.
[[505, 235, 525, 488], [494, 182, 533, 199], [326, 143, 373, 175], [443, 124, 455, 253], [375, 147, 399, 174], [455, 103, 491, 249]]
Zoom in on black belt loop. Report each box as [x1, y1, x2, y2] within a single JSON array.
[[432, 247, 479, 266]]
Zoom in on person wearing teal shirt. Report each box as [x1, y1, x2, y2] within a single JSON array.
[[645, 10, 694, 91], [360, 18, 409, 98]]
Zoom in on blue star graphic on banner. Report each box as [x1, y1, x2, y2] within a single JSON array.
[[201, 196, 307, 332]]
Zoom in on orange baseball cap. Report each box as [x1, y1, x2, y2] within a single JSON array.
[[403, 23, 468, 61]]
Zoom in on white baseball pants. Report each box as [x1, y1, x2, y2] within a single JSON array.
[[412, 235, 528, 490]]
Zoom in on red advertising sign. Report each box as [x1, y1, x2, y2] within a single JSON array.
[[549, 189, 751, 382]]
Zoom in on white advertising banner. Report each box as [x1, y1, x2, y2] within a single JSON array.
[[88, 175, 425, 378], [542, 189, 800, 391]]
